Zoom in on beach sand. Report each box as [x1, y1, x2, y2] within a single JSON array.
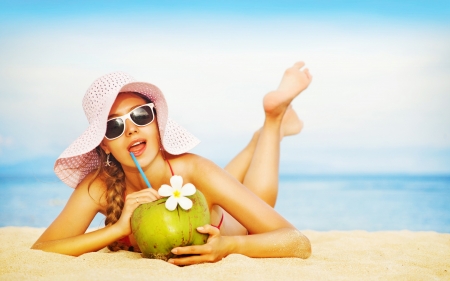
[[1, 227, 449, 280]]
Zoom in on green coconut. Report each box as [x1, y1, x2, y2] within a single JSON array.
[[131, 190, 210, 260]]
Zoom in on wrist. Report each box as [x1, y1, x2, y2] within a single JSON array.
[[109, 222, 129, 239], [223, 235, 240, 256]]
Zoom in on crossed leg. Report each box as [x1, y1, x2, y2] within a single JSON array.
[[224, 105, 303, 206], [215, 62, 312, 235]]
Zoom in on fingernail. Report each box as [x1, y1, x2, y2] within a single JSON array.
[[168, 259, 174, 264], [171, 248, 178, 254], [197, 226, 204, 231]]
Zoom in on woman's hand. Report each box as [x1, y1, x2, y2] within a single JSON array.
[[168, 225, 231, 266], [115, 188, 162, 236]]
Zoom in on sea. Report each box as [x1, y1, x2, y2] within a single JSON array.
[[1, 174, 449, 233]]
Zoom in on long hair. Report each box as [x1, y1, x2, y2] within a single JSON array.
[[89, 92, 154, 251], [94, 147, 129, 251]]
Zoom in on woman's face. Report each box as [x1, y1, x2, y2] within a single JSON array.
[[100, 92, 160, 169]]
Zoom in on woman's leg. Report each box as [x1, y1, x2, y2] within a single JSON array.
[[218, 107, 302, 235], [226, 62, 311, 207], [224, 106, 303, 186], [216, 62, 311, 235]]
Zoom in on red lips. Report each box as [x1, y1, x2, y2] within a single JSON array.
[[128, 139, 147, 157]]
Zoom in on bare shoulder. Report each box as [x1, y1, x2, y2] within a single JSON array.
[[74, 170, 108, 210], [167, 153, 238, 200], [168, 153, 218, 176]]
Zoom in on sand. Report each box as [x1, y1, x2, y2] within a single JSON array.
[[0, 227, 449, 280]]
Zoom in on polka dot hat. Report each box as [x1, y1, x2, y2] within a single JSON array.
[[54, 72, 200, 188]]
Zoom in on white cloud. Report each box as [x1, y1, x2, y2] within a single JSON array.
[[0, 16, 449, 172]]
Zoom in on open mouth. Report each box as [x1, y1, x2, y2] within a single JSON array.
[[128, 141, 147, 154]]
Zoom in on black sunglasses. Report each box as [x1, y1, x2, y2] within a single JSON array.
[[105, 103, 155, 140]]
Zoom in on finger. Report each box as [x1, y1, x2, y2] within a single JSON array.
[[197, 224, 220, 236], [139, 194, 161, 202], [136, 188, 162, 199], [128, 190, 162, 203], [124, 196, 146, 206], [168, 254, 216, 266], [293, 61, 305, 69], [150, 190, 163, 200], [133, 194, 161, 204], [125, 194, 138, 205], [172, 245, 210, 256]]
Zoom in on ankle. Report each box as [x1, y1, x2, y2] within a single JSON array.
[[263, 99, 290, 120], [264, 109, 286, 124]]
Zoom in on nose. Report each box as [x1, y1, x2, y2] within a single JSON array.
[[125, 118, 139, 136]]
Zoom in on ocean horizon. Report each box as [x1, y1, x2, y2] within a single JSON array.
[[1, 173, 449, 233]]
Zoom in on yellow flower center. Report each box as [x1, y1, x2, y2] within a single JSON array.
[[173, 190, 181, 198]]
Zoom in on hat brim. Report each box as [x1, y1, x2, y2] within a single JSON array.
[[54, 73, 200, 188]]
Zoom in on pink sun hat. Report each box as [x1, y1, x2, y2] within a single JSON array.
[[54, 72, 200, 188]]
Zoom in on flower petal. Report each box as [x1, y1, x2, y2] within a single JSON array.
[[165, 196, 178, 211], [158, 184, 173, 197], [181, 183, 196, 196], [170, 175, 183, 189], [178, 196, 193, 210]]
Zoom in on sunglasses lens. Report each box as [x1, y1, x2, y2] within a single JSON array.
[[131, 106, 154, 125], [105, 118, 124, 139], [104, 104, 154, 140]]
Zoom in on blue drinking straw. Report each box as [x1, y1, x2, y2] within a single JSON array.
[[130, 152, 152, 189]]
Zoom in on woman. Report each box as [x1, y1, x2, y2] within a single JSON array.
[[32, 62, 312, 265]]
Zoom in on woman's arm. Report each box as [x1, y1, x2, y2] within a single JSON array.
[[31, 175, 123, 256], [169, 155, 311, 265], [31, 174, 161, 256], [31, 224, 125, 256], [170, 225, 310, 265]]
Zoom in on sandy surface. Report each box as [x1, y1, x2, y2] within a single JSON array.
[[0, 227, 449, 280]]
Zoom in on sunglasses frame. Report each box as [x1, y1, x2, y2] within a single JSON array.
[[104, 102, 155, 140]]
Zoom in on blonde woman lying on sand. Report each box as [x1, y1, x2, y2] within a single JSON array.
[[32, 62, 312, 265]]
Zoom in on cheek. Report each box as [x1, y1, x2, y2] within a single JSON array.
[[147, 133, 160, 146], [144, 124, 161, 147], [108, 141, 129, 161]]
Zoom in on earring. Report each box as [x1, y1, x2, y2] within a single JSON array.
[[159, 145, 167, 160], [105, 153, 112, 167]]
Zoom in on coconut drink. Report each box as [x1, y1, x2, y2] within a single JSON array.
[[131, 175, 210, 260]]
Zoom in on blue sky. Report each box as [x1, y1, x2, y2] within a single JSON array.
[[0, 1, 449, 175], [1, 1, 449, 19]]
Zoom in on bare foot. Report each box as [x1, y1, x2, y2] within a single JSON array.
[[263, 62, 312, 117], [280, 105, 303, 139]]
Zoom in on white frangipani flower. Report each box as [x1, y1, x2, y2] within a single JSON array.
[[158, 175, 196, 211]]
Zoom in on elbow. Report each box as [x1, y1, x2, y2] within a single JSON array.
[[31, 242, 51, 252], [30, 242, 80, 257], [300, 236, 312, 259], [30, 242, 41, 250], [293, 230, 312, 259]]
